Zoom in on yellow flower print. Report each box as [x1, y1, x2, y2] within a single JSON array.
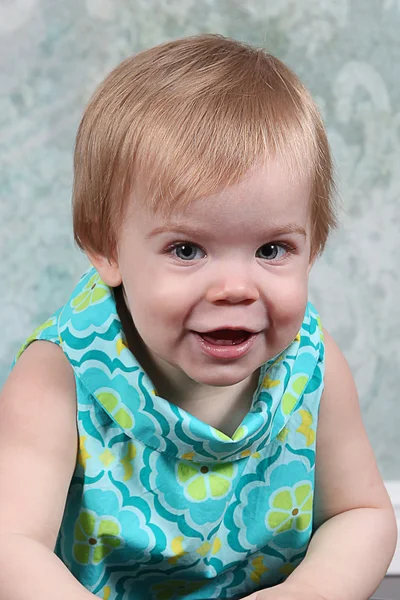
[[71, 273, 108, 313], [102, 586, 111, 600], [196, 536, 222, 557], [240, 449, 261, 458], [181, 452, 195, 460], [116, 337, 128, 356], [250, 555, 268, 584], [168, 536, 188, 564], [77, 435, 91, 469], [267, 482, 313, 533], [177, 461, 234, 501], [262, 374, 280, 389], [296, 410, 315, 447], [73, 511, 121, 565]]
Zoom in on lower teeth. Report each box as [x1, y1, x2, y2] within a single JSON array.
[[202, 334, 249, 346]]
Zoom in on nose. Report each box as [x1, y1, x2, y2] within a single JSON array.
[[205, 268, 260, 305]]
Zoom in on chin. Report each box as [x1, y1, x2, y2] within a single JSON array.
[[185, 366, 257, 388]]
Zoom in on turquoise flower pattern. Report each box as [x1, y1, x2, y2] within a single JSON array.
[[16, 267, 324, 598]]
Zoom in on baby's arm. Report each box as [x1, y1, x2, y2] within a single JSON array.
[[0, 341, 95, 599], [273, 330, 397, 600]]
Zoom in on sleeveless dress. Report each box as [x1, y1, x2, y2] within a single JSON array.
[[13, 266, 325, 600]]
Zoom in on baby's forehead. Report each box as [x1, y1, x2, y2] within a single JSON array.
[[132, 157, 312, 214], [130, 166, 312, 241]]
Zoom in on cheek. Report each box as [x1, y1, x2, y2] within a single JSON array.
[[125, 277, 192, 332], [270, 275, 309, 327]]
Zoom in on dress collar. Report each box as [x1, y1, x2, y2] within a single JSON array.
[[58, 266, 324, 462]]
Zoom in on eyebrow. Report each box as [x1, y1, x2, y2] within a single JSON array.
[[267, 224, 307, 238], [146, 223, 307, 239], [146, 224, 214, 240]]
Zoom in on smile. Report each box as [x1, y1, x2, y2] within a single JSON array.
[[200, 329, 252, 345], [193, 329, 258, 359]]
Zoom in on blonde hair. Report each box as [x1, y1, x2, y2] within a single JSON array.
[[73, 34, 336, 259]]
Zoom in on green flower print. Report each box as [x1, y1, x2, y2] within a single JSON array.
[[73, 510, 122, 565], [177, 461, 234, 501], [71, 273, 108, 313], [282, 375, 308, 415], [267, 482, 313, 534], [152, 579, 205, 600], [96, 389, 134, 430]]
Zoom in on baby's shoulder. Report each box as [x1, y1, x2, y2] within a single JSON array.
[[318, 328, 359, 430], [7, 305, 76, 418], [0, 340, 77, 549], [322, 328, 350, 380]]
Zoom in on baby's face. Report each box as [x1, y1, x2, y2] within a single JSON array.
[[113, 160, 312, 388]]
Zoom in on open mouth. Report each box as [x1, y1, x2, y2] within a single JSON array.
[[193, 329, 258, 359], [198, 329, 253, 346]]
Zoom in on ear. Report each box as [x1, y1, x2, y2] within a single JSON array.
[[87, 252, 122, 287]]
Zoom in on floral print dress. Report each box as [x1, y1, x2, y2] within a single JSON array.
[[14, 266, 325, 600]]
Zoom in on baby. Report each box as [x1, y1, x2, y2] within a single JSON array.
[[0, 34, 396, 600]]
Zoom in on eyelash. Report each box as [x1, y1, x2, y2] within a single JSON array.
[[257, 242, 295, 261], [166, 241, 296, 262], [167, 242, 207, 261]]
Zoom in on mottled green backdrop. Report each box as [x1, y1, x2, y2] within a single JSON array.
[[1, 0, 399, 479]]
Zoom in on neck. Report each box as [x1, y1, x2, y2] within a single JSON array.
[[148, 358, 260, 437], [114, 285, 260, 437]]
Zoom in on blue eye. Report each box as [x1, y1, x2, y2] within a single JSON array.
[[256, 243, 287, 260], [172, 243, 206, 261]]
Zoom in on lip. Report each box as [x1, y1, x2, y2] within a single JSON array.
[[193, 331, 258, 360]]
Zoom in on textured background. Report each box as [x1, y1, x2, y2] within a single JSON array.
[[1, 0, 399, 480]]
